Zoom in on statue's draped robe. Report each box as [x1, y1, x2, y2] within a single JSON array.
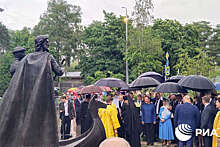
[[0, 51, 62, 147]]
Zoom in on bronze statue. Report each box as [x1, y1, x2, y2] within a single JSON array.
[[0, 35, 107, 147], [0, 35, 63, 147], [10, 47, 26, 76]]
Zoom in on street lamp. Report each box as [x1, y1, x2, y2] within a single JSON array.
[[122, 7, 129, 84]]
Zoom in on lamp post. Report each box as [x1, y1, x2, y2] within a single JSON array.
[[122, 7, 129, 84]]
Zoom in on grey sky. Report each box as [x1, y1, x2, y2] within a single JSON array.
[[0, 0, 220, 30]]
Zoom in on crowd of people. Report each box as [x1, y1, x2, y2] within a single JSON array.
[[58, 90, 220, 147]]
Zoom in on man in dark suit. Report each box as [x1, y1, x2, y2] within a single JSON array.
[[174, 95, 201, 147], [200, 96, 217, 147], [59, 95, 75, 139], [74, 94, 82, 136], [80, 94, 92, 134], [154, 92, 163, 141]]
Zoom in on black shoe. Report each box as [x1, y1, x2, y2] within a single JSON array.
[[150, 143, 154, 146]]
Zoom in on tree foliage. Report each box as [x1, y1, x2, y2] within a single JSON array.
[[132, 0, 154, 26], [9, 27, 35, 53], [151, 19, 215, 77], [0, 22, 10, 53], [127, 27, 163, 81], [32, 0, 82, 65], [0, 52, 13, 96], [79, 11, 127, 85]]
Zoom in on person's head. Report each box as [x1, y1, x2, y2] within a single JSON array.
[[129, 92, 134, 98], [99, 137, 130, 147], [162, 98, 169, 107], [202, 96, 210, 105], [148, 90, 153, 97], [182, 95, 191, 103], [176, 94, 182, 102], [61, 95, 68, 102], [85, 94, 91, 102], [155, 92, 160, 99], [106, 96, 113, 104], [35, 35, 49, 52], [144, 95, 151, 104], [13, 47, 26, 60], [120, 91, 126, 101], [93, 94, 98, 100], [137, 94, 142, 101], [169, 94, 176, 101], [216, 98, 220, 109], [60, 96, 65, 102], [123, 96, 128, 104]]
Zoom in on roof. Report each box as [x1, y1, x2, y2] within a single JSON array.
[[61, 72, 81, 78]]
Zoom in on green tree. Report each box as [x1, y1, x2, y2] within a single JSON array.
[[0, 52, 13, 96], [127, 27, 163, 81], [174, 48, 215, 77], [152, 19, 203, 75], [33, 0, 82, 66], [0, 22, 10, 53], [79, 11, 127, 85], [132, 0, 154, 26], [84, 71, 124, 85], [9, 27, 35, 53], [208, 24, 220, 65]]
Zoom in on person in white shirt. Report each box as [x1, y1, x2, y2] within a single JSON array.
[[59, 95, 75, 139]]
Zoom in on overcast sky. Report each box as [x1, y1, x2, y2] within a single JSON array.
[[0, 0, 220, 30]]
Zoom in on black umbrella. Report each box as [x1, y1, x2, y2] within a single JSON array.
[[138, 72, 165, 83], [154, 82, 187, 93], [178, 75, 215, 91], [166, 75, 185, 83], [94, 78, 128, 89], [131, 77, 160, 88]]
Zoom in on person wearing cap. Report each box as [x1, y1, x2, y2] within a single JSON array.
[[10, 46, 26, 76]]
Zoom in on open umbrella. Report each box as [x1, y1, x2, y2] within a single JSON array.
[[154, 82, 187, 93], [215, 82, 220, 91], [94, 78, 128, 89], [166, 75, 185, 83], [99, 86, 112, 92], [138, 72, 165, 83], [178, 75, 215, 91], [80, 85, 103, 94], [130, 77, 160, 88]]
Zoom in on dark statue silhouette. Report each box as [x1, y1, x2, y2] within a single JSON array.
[[10, 47, 26, 76], [0, 35, 107, 147]]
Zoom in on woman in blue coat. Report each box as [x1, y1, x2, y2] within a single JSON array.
[[159, 98, 174, 146]]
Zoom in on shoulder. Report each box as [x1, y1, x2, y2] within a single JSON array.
[[204, 104, 215, 112]]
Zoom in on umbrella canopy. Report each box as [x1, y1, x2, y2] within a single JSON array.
[[138, 72, 165, 83], [178, 75, 215, 91], [166, 75, 185, 83], [99, 86, 112, 92], [80, 85, 103, 94], [154, 82, 187, 93], [215, 82, 220, 91], [130, 77, 160, 88], [94, 78, 128, 89]]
